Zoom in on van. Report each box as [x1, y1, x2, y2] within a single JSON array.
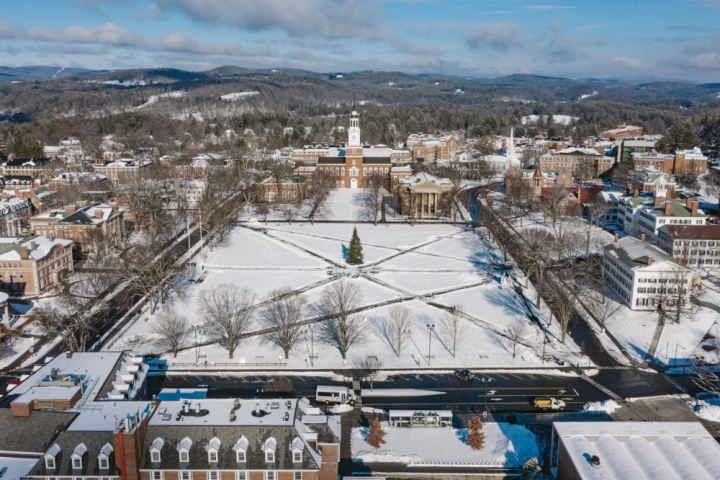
[[316, 385, 357, 405]]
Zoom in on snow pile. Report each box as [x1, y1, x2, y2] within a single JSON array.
[[330, 404, 354, 414], [351, 422, 538, 467], [583, 400, 621, 414], [361, 388, 445, 397], [695, 400, 720, 422], [221, 92, 260, 101], [361, 407, 385, 414]]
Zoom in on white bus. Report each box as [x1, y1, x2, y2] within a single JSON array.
[[316, 385, 357, 405]]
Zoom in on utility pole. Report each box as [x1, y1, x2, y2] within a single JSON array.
[[194, 325, 199, 364], [427, 323, 435, 366]]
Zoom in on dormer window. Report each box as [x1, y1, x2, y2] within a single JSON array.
[[206, 437, 220, 463], [99, 443, 113, 470], [45, 458, 56, 469], [236, 451, 246, 462], [266, 451, 275, 462], [293, 451, 302, 462], [291, 437, 304, 464], [233, 436, 248, 463], [71, 443, 87, 470], [150, 438, 164, 463], [178, 437, 192, 463]]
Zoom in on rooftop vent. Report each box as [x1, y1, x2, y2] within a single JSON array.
[[591, 455, 601, 469]]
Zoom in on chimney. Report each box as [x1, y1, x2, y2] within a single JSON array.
[[49, 233, 54, 241], [1, 192, 7, 201], [614, 234, 619, 243], [686, 197, 693, 208], [654, 197, 661, 207], [647, 256, 653, 266], [665, 202, 672, 216], [95, 209, 103, 219], [30, 241, 36, 250], [634, 188, 639, 198], [20, 246, 28, 259], [678, 257, 683, 265], [692, 201, 699, 217], [641, 234, 646, 242], [64, 205, 76, 215], [66, 351, 73, 359]]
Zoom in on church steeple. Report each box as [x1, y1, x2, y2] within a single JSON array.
[[348, 107, 361, 147], [507, 127, 516, 162]]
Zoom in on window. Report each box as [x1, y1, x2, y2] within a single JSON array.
[[208, 471, 219, 480], [101, 477, 112, 480], [72, 458, 82, 469], [236, 472, 247, 480], [180, 471, 192, 480], [151, 451, 161, 463], [294, 472, 302, 480], [208, 451, 218, 462], [99, 457, 109, 469], [265, 472, 276, 480], [151, 472, 163, 480], [45, 458, 56, 469], [266, 451, 275, 462], [293, 451, 302, 462], [236, 451, 246, 462], [180, 451, 189, 462]]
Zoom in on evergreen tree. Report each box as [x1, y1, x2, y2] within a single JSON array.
[[366, 418, 386, 450], [347, 227, 364, 265], [467, 416, 486, 451]]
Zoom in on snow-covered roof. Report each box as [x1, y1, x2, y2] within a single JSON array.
[[554, 147, 601, 156], [263, 437, 277, 452], [554, 422, 720, 480], [149, 399, 298, 427], [46, 444, 60, 457], [67, 401, 152, 431], [0, 235, 73, 262], [72, 443, 87, 457], [604, 236, 681, 271], [151, 438, 164, 451], [397, 172, 453, 187], [291, 437, 304, 451], [233, 436, 248, 452], [207, 437, 221, 451], [177, 437, 192, 451]]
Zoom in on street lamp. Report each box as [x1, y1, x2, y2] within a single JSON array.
[[482, 377, 491, 416], [193, 325, 199, 364], [304, 326, 315, 367], [427, 323, 435, 366], [674, 343, 686, 367]]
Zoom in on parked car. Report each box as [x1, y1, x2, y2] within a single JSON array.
[[454, 369, 475, 381]]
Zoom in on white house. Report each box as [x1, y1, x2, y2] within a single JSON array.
[[604, 236, 693, 310]]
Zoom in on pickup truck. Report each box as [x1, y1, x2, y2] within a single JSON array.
[[534, 397, 565, 411]]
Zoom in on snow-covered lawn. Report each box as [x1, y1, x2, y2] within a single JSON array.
[[108, 220, 590, 369], [351, 422, 539, 467]]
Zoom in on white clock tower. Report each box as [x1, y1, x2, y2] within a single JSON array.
[[348, 108, 361, 147]]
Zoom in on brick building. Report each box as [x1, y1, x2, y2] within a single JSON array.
[[2, 157, 63, 182], [30, 202, 124, 256], [601, 124, 644, 140], [0, 194, 32, 236], [632, 147, 708, 175], [506, 165, 575, 199], [4, 187, 60, 214], [0, 235, 73, 297], [405, 133, 458, 162], [256, 177, 306, 203], [540, 147, 614, 176]]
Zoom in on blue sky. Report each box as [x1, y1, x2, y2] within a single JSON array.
[[0, 0, 719, 81]]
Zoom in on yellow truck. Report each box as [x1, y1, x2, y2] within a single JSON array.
[[534, 397, 565, 411]]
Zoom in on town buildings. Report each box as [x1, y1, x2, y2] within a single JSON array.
[[0, 235, 73, 297], [395, 172, 453, 218], [0, 352, 340, 480], [2, 157, 62, 183], [617, 189, 705, 242], [4, 187, 60, 214], [405, 133, 458, 162], [506, 165, 574, 199], [601, 124, 644, 141], [540, 147, 614, 175], [597, 191, 621, 228], [256, 177, 306, 203], [614, 137, 657, 163], [632, 147, 708, 175], [30, 202, 124, 256], [93, 160, 150, 185], [657, 224, 720, 267], [0, 193, 32, 236], [603, 235, 692, 310]]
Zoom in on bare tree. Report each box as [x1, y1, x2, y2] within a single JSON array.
[[503, 175, 533, 227], [315, 280, 368, 359], [652, 266, 698, 325], [507, 320, 529, 359], [545, 274, 578, 344], [278, 198, 303, 225], [259, 288, 308, 359], [387, 305, 414, 356], [439, 306, 468, 357], [120, 243, 187, 314], [362, 174, 387, 225], [256, 201, 270, 225], [306, 170, 335, 225], [198, 284, 255, 359], [152, 308, 191, 357], [519, 228, 554, 307], [583, 291, 622, 333], [353, 356, 384, 390]]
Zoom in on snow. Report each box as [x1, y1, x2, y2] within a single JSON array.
[[330, 404, 354, 413], [136, 91, 185, 109], [694, 398, 720, 423], [579, 91, 599, 100], [221, 92, 260, 101], [361, 388, 445, 397], [110, 218, 590, 370], [521, 115, 578, 126], [351, 422, 539, 467], [361, 407, 385, 414], [583, 399, 621, 414], [0, 456, 42, 480]]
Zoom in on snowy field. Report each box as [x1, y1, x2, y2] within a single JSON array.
[[351, 422, 539, 467], [108, 220, 590, 369]]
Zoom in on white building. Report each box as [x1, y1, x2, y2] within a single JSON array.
[[604, 236, 693, 310], [657, 224, 720, 268], [597, 191, 621, 228]]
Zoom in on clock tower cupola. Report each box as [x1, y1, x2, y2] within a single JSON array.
[[348, 108, 361, 148]]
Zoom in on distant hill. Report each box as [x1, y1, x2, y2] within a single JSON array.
[[0, 65, 100, 83]]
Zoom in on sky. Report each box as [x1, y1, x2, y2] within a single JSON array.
[[0, 0, 719, 82]]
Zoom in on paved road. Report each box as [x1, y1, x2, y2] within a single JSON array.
[[147, 371, 611, 413]]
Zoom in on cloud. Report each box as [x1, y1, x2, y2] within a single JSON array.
[[609, 56, 646, 69], [393, 37, 441, 56], [465, 22, 526, 52], [25, 22, 276, 58], [535, 21, 588, 63], [156, 0, 384, 40], [681, 34, 720, 69], [132, 4, 169, 20], [0, 22, 22, 39]]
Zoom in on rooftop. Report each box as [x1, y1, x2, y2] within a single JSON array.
[[0, 409, 77, 454], [659, 224, 720, 241], [604, 236, 682, 270], [0, 236, 73, 262], [554, 421, 720, 480], [149, 399, 298, 427]]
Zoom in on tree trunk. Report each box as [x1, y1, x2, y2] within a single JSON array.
[[173, 350, 178, 358], [229, 347, 234, 359]]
